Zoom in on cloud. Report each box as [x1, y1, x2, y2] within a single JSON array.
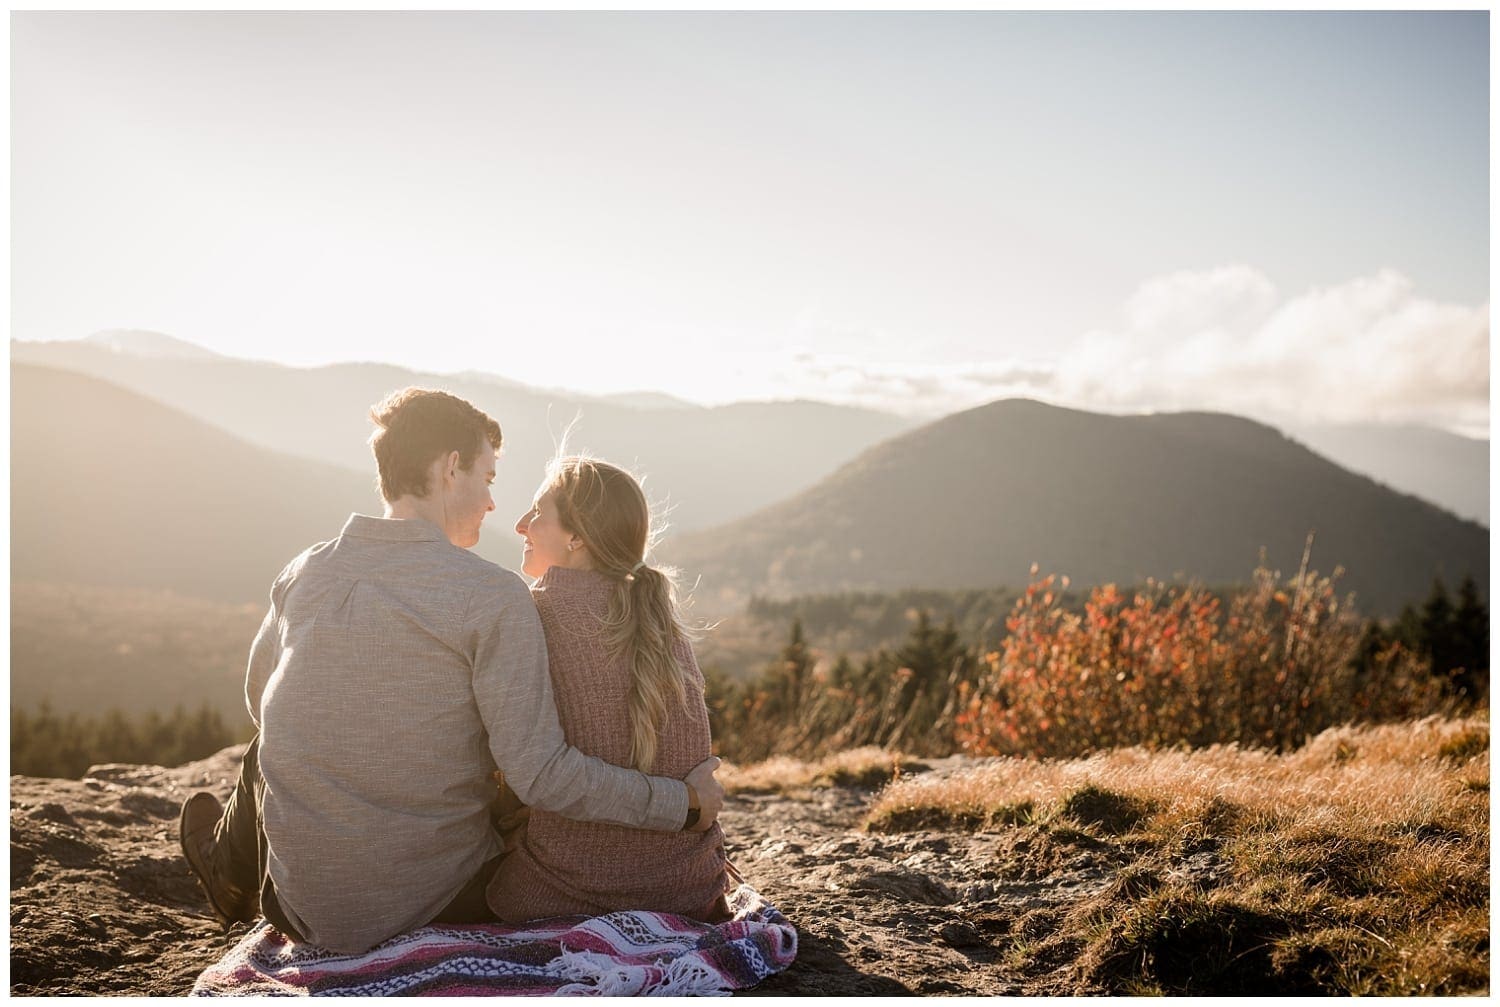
[[1060, 267, 1489, 435], [1122, 265, 1279, 339], [775, 351, 1059, 417], [775, 268, 1489, 436]]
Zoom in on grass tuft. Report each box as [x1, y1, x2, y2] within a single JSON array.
[[1438, 727, 1489, 764], [720, 746, 927, 795], [1057, 784, 1155, 835], [1087, 895, 1298, 995]]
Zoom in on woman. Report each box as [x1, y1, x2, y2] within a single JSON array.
[[486, 455, 730, 924]]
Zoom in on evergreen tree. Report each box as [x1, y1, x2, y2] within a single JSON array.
[[773, 618, 813, 715], [883, 611, 973, 753], [1420, 579, 1458, 683], [1394, 601, 1424, 653], [1451, 575, 1489, 701], [893, 611, 966, 690]]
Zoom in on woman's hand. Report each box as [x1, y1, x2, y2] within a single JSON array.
[[682, 757, 724, 832], [491, 771, 531, 849]]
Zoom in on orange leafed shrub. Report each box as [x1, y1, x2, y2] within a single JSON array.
[[955, 562, 1446, 758]]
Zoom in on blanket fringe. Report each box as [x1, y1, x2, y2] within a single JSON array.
[[553, 948, 734, 997]]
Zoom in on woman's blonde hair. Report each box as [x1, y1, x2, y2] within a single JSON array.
[[545, 455, 694, 772]]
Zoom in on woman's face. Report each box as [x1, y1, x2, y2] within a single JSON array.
[[514, 487, 578, 578]]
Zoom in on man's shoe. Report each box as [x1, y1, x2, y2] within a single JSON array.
[[178, 792, 256, 927]]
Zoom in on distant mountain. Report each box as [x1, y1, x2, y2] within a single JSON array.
[[85, 329, 224, 359], [594, 391, 698, 410], [12, 364, 380, 603], [10, 339, 915, 547], [663, 399, 1488, 617], [449, 370, 532, 390], [1284, 422, 1489, 527]]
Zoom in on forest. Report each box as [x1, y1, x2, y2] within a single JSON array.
[[11, 568, 1486, 779]]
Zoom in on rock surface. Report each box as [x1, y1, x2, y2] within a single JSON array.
[[10, 747, 1113, 995]]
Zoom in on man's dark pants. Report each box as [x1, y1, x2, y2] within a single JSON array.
[[213, 735, 502, 942]]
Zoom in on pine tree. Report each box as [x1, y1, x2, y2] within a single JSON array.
[[1389, 607, 1416, 656], [884, 611, 972, 754], [1421, 578, 1458, 683], [893, 611, 966, 691], [1350, 619, 1390, 680], [773, 618, 813, 715], [1451, 575, 1489, 701]]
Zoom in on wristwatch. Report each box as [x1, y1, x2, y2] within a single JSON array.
[[681, 783, 701, 831]]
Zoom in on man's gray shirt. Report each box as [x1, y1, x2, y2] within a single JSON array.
[[246, 514, 688, 953]]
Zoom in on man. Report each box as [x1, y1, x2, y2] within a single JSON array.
[[179, 387, 723, 954]]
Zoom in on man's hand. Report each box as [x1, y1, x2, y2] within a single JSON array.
[[683, 756, 724, 832]]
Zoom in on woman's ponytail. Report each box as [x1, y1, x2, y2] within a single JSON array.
[[548, 456, 694, 773], [610, 566, 688, 773]]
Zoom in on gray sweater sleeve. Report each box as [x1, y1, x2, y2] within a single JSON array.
[[468, 572, 688, 832]]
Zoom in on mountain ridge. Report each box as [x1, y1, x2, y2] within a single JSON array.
[[85, 329, 225, 359], [663, 397, 1486, 617], [11, 338, 915, 537], [14, 333, 1484, 528], [1283, 420, 1488, 526]]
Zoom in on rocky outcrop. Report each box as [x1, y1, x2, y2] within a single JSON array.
[[11, 749, 250, 994], [11, 747, 1108, 996]]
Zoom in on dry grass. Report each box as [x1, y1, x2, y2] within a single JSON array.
[[721, 746, 924, 795], [870, 715, 1488, 834], [865, 715, 1489, 995]]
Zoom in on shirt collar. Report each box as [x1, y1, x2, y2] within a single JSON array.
[[339, 513, 448, 543]]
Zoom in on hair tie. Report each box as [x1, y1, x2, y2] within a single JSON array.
[[630, 560, 646, 575]]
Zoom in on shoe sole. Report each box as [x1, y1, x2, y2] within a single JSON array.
[[179, 793, 237, 929]]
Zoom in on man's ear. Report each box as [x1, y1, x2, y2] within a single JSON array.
[[427, 450, 459, 494]]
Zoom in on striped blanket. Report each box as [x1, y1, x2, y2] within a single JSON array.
[[191, 882, 797, 996]]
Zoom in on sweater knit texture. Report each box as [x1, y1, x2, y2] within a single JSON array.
[[487, 565, 728, 923]]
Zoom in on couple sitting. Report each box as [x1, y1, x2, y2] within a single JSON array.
[[179, 387, 728, 954]]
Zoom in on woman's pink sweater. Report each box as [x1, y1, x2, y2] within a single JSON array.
[[486, 565, 728, 923]]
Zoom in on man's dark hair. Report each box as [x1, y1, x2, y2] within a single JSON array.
[[368, 388, 503, 502]]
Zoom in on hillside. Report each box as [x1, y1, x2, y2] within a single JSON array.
[[11, 582, 261, 719], [664, 399, 1488, 616], [12, 364, 380, 603], [1285, 421, 1489, 527], [10, 339, 914, 541]]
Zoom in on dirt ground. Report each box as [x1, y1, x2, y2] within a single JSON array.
[[10, 746, 1117, 995]]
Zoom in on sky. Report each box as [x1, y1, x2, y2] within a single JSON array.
[[10, 11, 1491, 436]]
